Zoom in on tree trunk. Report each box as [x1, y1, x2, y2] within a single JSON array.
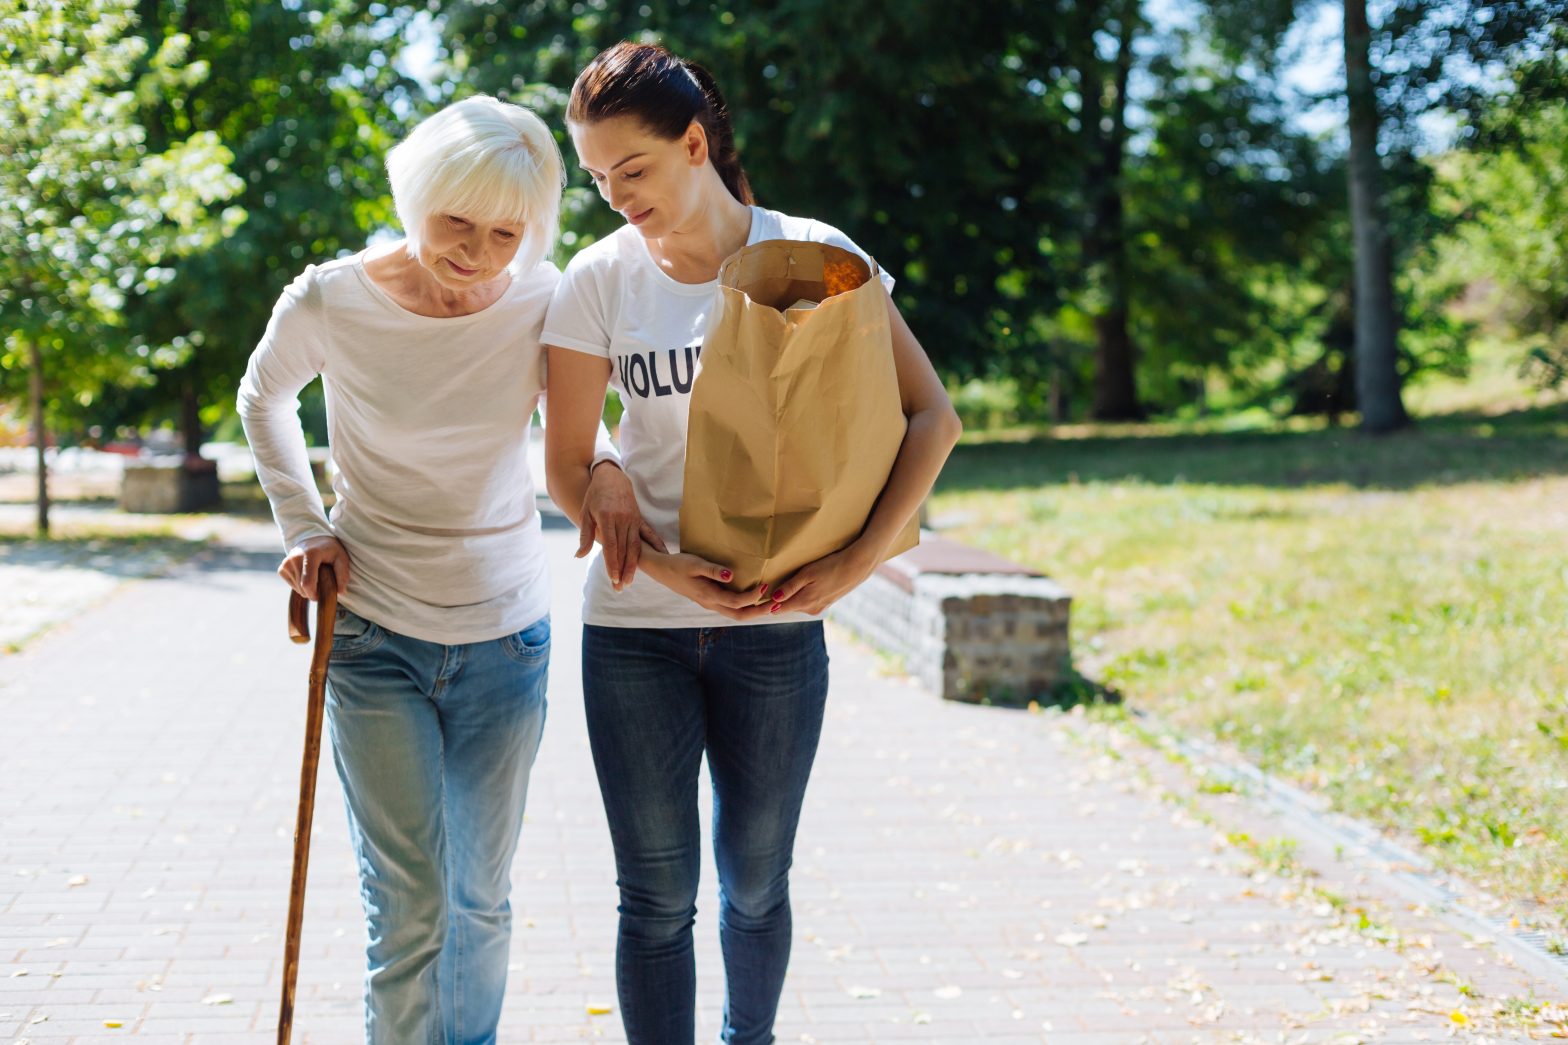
[[28, 339, 49, 537], [1092, 309, 1140, 419], [183, 373, 202, 458], [1049, 362, 1068, 423], [1088, 0, 1144, 421], [1344, 0, 1409, 433]]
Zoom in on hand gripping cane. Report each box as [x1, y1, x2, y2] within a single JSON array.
[[277, 564, 337, 1044]]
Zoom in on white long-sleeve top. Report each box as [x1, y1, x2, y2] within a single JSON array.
[[237, 251, 565, 645]]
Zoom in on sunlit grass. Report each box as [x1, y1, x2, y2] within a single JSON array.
[[931, 400, 1568, 925]]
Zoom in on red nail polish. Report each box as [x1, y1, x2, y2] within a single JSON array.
[[759, 583, 769, 595], [772, 590, 784, 601], [769, 603, 780, 614], [720, 570, 733, 581]]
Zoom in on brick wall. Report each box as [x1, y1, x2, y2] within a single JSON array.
[[830, 567, 1072, 705]]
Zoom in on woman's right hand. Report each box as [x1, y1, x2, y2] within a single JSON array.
[[279, 535, 352, 601], [640, 548, 771, 621]]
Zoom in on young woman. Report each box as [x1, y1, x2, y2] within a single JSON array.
[[238, 95, 652, 1044], [543, 43, 963, 1045]]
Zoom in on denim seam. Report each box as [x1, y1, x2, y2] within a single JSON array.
[[500, 621, 551, 664], [440, 722, 456, 1045], [500, 643, 549, 665], [329, 624, 386, 660], [431, 645, 456, 704]]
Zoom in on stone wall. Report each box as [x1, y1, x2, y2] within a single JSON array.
[[829, 539, 1072, 705], [120, 458, 220, 514]]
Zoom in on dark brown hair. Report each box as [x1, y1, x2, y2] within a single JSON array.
[[567, 41, 754, 206]]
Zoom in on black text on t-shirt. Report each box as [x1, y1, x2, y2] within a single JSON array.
[[618, 341, 702, 399]]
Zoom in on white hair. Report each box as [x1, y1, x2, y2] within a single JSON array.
[[386, 95, 565, 272]]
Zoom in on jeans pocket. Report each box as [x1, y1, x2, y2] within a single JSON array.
[[500, 616, 551, 663], [329, 607, 385, 660]]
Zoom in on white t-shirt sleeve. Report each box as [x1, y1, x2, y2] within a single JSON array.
[[236, 267, 334, 551], [539, 256, 622, 465], [541, 253, 612, 357]]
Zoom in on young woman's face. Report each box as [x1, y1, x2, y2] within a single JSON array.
[[570, 115, 705, 239], [417, 212, 524, 288]]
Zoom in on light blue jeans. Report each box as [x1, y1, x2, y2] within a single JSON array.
[[324, 606, 550, 1045]]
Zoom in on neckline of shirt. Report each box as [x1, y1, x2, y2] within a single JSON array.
[[351, 249, 526, 323], [626, 205, 764, 297]]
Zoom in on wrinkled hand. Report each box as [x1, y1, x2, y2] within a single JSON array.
[[766, 545, 877, 616], [643, 550, 773, 621], [580, 462, 667, 590], [279, 535, 351, 601]]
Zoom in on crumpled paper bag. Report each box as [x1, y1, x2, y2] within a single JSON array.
[[679, 238, 919, 592]]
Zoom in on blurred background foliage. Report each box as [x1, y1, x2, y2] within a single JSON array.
[[2, 0, 1566, 439]]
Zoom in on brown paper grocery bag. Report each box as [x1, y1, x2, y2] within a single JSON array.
[[679, 239, 920, 593]]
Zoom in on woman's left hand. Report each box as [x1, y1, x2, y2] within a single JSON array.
[[580, 462, 666, 590], [766, 543, 879, 616]]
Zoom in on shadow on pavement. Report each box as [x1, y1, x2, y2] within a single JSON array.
[[0, 535, 208, 580]]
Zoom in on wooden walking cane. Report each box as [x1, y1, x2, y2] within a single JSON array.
[[278, 564, 338, 1045]]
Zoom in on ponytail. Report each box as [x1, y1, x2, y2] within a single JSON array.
[[680, 60, 754, 205], [568, 42, 754, 205]]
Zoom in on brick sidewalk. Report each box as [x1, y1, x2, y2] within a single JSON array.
[[1, 526, 1563, 1043]]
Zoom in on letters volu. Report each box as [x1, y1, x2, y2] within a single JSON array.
[[619, 342, 702, 400]]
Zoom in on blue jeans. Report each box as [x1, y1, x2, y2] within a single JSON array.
[[582, 622, 830, 1045], [325, 607, 550, 1045]]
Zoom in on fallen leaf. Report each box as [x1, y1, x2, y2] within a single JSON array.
[[1055, 932, 1089, 947], [933, 985, 962, 1000], [586, 1004, 613, 1016], [67, 875, 88, 888], [201, 993, 233, 1006], [847, 986, 881, 999], [103, 1020, 124, 1028]]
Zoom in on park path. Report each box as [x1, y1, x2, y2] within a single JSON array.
[[1, 520, 1564, 1043]]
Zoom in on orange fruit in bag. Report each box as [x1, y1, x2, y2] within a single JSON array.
[[821, 257, 866, 298]]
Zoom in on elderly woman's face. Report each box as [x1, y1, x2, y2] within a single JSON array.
[[571, 115, 704, 239], [418, 212, 525, 288]]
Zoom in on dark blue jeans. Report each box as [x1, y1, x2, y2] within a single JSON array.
[[582, 622, 830, 1045]]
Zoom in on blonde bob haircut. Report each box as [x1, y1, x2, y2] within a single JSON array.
[[386, 95, 565, 273]]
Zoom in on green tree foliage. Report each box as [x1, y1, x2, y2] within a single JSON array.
[[7, 0, 1564, 452], [434, 0, 1084, 393], [0, 0, 243, 532], [1121, 40, 1340, 410], [1435, 100, 1568, 385], [1201, 0, 1564, 429], [120, 0, 419, 452]]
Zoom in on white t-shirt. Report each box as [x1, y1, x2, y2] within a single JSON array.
[[542, 205, 896, 629], [237, 251, 560, 645]]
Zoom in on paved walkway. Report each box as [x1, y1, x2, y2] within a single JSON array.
[[1, 523, 1565, 1043]]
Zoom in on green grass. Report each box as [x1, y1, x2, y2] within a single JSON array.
[[930, 376, 1568, 926]]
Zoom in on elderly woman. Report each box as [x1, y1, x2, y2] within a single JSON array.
[[238, 95, 651, 1043]]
